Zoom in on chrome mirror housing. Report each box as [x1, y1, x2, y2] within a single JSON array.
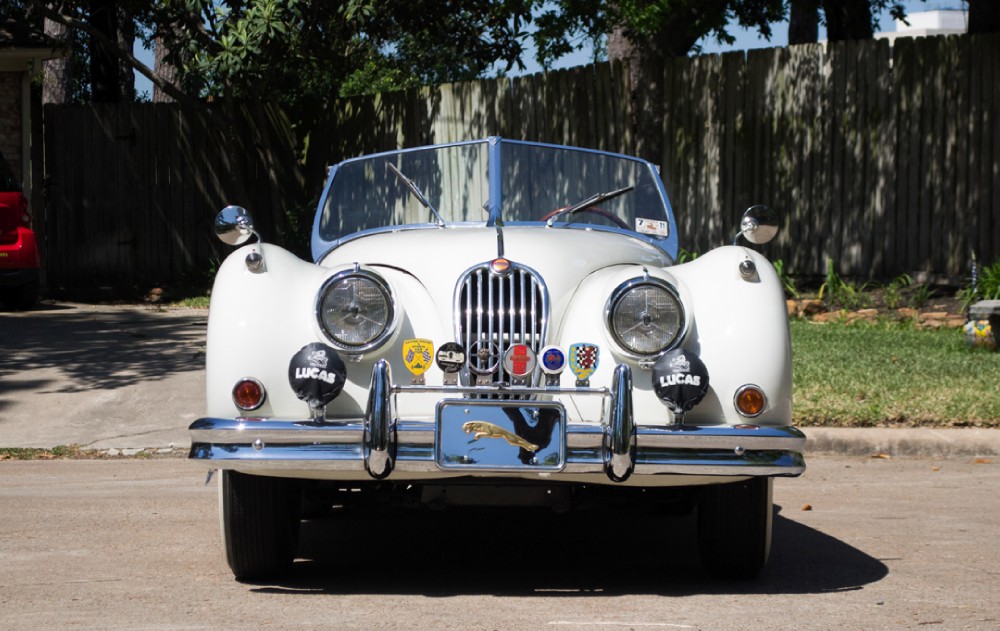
[[215, 205, 257, 246], [735, 205, 779, 245]]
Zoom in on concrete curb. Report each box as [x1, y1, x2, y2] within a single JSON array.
[[805, 427, 1000, 459]]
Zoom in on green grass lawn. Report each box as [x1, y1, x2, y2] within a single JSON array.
[[792, 319, 1000, 427]]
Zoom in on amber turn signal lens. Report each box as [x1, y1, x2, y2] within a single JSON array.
[[734, 385, 766, 417], [232, 378, 266, 411]]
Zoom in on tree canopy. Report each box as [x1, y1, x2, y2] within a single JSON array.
[[9, 1, 948, 114]]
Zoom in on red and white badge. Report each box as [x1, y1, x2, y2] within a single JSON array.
[[502, 344, 537, 377]]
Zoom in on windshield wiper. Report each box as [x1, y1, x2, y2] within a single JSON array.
[[386, 162, 445, 227], [545, 185, 635, 227]]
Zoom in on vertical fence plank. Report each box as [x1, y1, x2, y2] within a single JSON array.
[[988, 33, 1000, 270], [873, 39, 895, 279]]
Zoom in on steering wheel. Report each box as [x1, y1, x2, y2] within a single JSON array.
[[540, 206, 631, 230]]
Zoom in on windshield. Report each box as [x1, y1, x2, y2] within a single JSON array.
[[315, 139, 675, 257]]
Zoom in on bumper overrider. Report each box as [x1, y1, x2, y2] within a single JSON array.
[[189, 361, 806, 482]]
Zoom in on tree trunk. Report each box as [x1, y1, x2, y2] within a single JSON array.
[[153, 37, 179, 103], [607, 3, 722, 164], [608, 26, 662, 164], [42, 18, 72, 104], [969, 0, 1000, 34], [789, 0, 820, 45], [87, 0, 120, 103], [117, 7, 135, 101], [823, 0, 873, 41]]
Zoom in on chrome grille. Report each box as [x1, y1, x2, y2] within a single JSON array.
[[455, 262, 548, 397]]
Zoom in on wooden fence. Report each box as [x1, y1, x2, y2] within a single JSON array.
[[41, 102, 304, 294], [41, 32, 1000, 293]]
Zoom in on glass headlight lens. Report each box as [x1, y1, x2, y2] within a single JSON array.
[[607, 280, 684, 356], [318, 272, 394, 350]]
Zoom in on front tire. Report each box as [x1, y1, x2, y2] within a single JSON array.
[[220, 470, 301, 581], [696, 477, 773, 579]]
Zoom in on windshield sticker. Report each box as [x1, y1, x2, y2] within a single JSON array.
[[636, 218, 669, 237]]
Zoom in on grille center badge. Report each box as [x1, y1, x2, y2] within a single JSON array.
[[468, 340, 500, 385], [489, 257, 512, 275]]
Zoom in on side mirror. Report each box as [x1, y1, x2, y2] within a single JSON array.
[[735, 205, 779, 245], [214, 205, 257, 246]]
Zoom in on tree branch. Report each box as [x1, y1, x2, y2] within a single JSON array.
[[28, 0, 204, 110]]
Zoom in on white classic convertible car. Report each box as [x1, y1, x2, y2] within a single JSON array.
[[190, 137, 805, 581]]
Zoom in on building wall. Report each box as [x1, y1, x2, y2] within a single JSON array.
[[0, 71, 23, 184]]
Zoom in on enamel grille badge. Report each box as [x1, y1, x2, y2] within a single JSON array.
[[568, 343, 599, 387], [539, 345, 566, 387], [435, 342, 466, 386], [502, 344, 536, 385], [402, 338, 434, 385]]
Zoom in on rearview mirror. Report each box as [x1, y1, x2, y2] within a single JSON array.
[[735, 205, 779, 245], [215, 205, 256, 246]]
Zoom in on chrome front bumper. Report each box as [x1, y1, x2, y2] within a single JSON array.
[[189, 361, 806, 482]]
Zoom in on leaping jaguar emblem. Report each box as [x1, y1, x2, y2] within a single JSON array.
[[462, 421, 539, 453]]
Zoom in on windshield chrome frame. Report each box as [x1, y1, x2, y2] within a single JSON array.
[[311, 137, 679, 263]]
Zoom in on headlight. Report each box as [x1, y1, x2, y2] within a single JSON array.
[[606, 278, 685, 357], [317, 270, 394, 352]]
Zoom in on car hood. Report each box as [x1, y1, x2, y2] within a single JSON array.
[[319, 226, 672, 300], [317, 226, 674, 340]]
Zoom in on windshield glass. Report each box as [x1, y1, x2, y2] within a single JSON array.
[[498, 143, 665, 230], [319, 142, 489, 240], [317, 139, 673, 246]]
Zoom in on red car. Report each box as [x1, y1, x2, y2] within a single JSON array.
[[0, 150, 39, 309]]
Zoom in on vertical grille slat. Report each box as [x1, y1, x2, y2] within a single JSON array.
[[456, 263, 548, 399]]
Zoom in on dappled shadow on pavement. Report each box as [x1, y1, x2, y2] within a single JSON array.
[[250, 503, 887, 597], [0, 306, 206, 397]]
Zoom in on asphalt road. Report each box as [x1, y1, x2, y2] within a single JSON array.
[[2, 302, 1000, 628], [1, 455, 997, 629]]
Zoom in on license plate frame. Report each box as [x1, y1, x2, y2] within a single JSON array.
[[435, 400, 566, 471]]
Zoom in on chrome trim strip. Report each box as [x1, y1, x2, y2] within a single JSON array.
[[190, 419, 805, 477], [391, 384, 608, 396]]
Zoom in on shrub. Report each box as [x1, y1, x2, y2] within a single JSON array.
[[960, 257, 1000, 308]]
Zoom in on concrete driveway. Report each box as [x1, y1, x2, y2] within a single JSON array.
[[0, 302, 206, 451]]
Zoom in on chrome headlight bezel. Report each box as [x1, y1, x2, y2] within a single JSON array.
[[605, 277, 686, 359], [316, 269, 395, 353]]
